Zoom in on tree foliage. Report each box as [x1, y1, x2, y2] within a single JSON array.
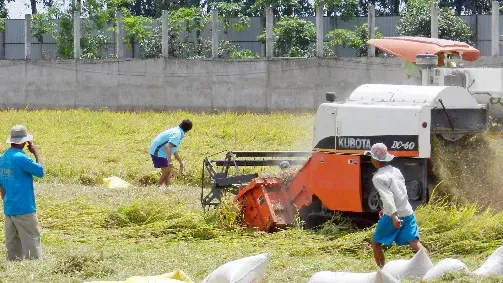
[[258, 16, 316, 57], [139, 7, 258, 59], [326, 23, 382, 57], [314, 0, 358, 20], [397, 0, 474, 44], [210, 1, 250, 32], [0, 17, 5, 32]]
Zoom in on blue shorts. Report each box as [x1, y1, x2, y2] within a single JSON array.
[[151, 155, 169, 168], [372, 214, 420, 246]]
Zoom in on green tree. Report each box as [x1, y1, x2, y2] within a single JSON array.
[[326, 23, 382, 57], [210, 2, 250, 32], [315, 0, 359, 20], [396, 0, 474, 44], [139, 6, 258, 59], [31, 0, 153, 59], [258, 16, 315, 57]]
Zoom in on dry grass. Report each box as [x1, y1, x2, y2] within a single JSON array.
[[431, 132, 503, 209]]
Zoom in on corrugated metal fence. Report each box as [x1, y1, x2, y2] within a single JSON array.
[[0, 15, 499, 60]]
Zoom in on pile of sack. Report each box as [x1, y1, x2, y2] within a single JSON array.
[[86, 245, 503, 283], [309, 246, 503, 283]]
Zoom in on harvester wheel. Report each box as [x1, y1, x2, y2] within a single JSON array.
[[367, 191, 381, 212], [408, 180, 424, 201], [298, 196, 332, 230]]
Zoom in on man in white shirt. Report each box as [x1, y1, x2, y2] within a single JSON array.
[[365, 143, 427, 268]]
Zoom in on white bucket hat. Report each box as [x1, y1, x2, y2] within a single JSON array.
[[364, 143, 394, 162], [5, 125, 34, 144]]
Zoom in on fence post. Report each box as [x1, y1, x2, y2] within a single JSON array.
[[492, 1, 500, 56], [212, 9, 219, 59], [116, 10, 123, 59], [161, 10, 169, 58], [316, 3, 324, 58], [431, 2, 439, 38], [367, 4, 375, 57], [74, 11, 81, 60], [265, 6, 274, 59], [24, 14, 31, 60]]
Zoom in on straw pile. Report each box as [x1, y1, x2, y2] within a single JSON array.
[[431, 132, 503, 209]]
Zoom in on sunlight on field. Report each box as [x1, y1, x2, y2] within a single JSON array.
[[0, 110, 503, 282], [0, 109, 314, 186]]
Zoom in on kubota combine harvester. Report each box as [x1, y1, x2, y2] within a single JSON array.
[[201, 37, 502, 231]]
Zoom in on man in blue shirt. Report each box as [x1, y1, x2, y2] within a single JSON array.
[[149, 120, 192, 186], [0, 125, 44, 261]]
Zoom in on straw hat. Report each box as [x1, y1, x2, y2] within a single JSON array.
[[365, 143, 395, 162], [5, 125, 34, 144]]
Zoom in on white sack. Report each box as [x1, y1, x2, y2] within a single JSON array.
[[201, 253, 270, 283], [473, 246, 503, 276], [382, 248, 433, 279], [307, 270, 399, 283], [422, 258, 469, 281]]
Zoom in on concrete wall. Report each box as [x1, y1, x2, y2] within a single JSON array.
[[0, 57, 502, 112]]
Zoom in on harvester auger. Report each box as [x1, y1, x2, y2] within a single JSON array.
[[200, 151, 311, 208]]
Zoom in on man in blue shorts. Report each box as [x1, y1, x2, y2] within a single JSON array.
[[365, 143, 427, 268], [149, 120, 192, 186]]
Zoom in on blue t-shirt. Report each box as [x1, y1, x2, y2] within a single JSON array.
[[0, 148, 44, 216], [149, 126, 185, 158]]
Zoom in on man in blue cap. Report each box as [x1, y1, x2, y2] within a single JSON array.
[[149, 120, 192, 186], [365, 143, 427, 268]]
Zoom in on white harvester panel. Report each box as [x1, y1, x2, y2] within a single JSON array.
[[313, 84, 488, 158], [432, 68, 503, 119]]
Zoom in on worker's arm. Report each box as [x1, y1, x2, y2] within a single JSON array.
[[372, 177, 397, 216], [13, 145, 44, 178], [0, 185, 4, 200], [373, 177, 402, 229], [173, 152, 185, 174]]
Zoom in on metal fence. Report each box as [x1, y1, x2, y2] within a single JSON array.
[[0, 14, 499, 60]]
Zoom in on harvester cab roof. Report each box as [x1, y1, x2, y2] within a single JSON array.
[[368, 37, 503, 125]]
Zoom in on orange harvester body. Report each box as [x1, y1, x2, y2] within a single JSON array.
[[234, 153, 365, 231]]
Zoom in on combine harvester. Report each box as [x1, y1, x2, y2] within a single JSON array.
[[200, 37, 502, 231]]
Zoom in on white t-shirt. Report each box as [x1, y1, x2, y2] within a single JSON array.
[[372, 165, 414, 218]]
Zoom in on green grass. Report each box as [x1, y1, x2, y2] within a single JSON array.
[[0, 110, 502, 282], [0, 109, 314, 186], [0, 184, 500, 282]]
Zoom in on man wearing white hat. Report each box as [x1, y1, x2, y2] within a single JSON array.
[[0, 125, 44, 261], [365, 143, 426, 268]]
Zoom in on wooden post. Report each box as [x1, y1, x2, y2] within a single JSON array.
[[116, 10, 123, 59], [265, 6, 274, 59], [74, 11, 81, 60], [212, 9, 219, 58], [492, 1, 500, 56], [316, 3, 324, 58], [431, 2, 439, 38], [24, 14, 31, 60], [368, 5, 375, 57], [162, 10, 169, 58]]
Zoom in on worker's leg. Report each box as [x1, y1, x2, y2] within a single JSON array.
[[158, 166, 172, 186], [396, 214, 424, 254], [4, 215, 23, 261], [409, 238, 426, 254], [371, 215, 398, 268], [14, 213, 42, 260], [152, 155, 170, 186], [371, 240, 385, 268]]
